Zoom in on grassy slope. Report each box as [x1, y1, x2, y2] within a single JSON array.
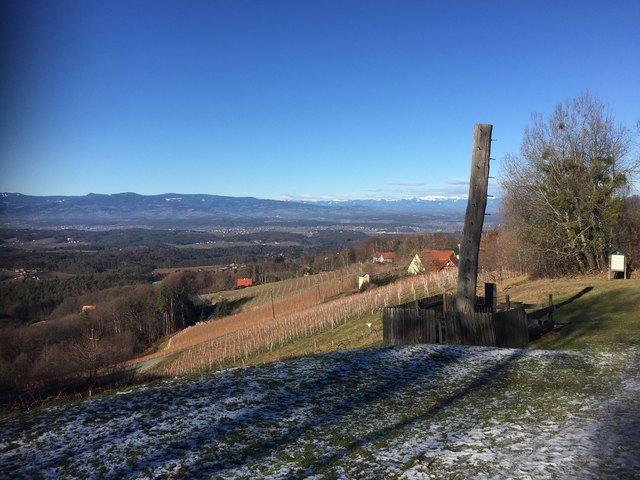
[[236, 275, 640, 368], [201, 264, 372, 310], [148, 271, 640, 378], [243, 305, 385, 366], [502, 276, 640, 350], [3, 275, 639, 478]]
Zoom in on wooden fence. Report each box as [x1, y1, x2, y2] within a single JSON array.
[[525, 294, 555, 339], [492, 307, 529, 347], [383, 294, 528, 348]]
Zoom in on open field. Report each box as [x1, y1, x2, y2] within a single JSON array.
[[513, 277, 640, 350], [2, 343, 638, 479]]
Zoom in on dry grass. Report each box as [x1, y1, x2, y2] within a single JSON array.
[[149, 269, 467, 375], [129, 266, 363, 365], [166, 272, 640, 374], [201, 264, 376, 311]]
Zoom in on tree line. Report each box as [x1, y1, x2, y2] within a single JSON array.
[[0, 271, 153, 321], [0, 272, 216, 405]]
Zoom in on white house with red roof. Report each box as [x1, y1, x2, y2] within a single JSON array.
[[407, 249, 458, 275], [373, 251, 396, 264]]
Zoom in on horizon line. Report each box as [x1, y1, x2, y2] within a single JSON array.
[[0, 191, 502, 203]]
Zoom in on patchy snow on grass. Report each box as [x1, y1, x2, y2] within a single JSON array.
[[1, 344, 639, 479]]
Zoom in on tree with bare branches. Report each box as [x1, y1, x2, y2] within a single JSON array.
[[501, 92, 637, 276]]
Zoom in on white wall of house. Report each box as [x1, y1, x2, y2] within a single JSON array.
[[407, 254, 425, 275], [358, 273, 370, 289]]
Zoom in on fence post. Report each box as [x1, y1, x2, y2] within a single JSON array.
[[485, 282, 497, 311]]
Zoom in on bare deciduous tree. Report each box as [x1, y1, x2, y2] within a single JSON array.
[[501, 92, 638, 276]]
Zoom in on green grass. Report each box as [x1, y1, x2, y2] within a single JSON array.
[[509, 277, 640, 350], [244, 309, 385, 367], [147, 273, 639, 378], [236, 275, 640, 369]]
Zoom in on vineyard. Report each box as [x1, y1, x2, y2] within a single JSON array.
[[127, 266, 361, 366], [200, 264, 368, 310], [150, 268, 468, 376]]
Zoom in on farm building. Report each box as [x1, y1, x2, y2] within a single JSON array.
[[408, 249, 458, 275], [237, 278, 253, 288], [373, 251, 396, 264], [357, 272, 370, 290]]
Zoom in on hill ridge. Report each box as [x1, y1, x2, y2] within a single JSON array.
[[0, 192, 500, 230]]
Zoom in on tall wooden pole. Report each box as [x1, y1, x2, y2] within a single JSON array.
[[456, 124, 493, 313], [270, 289, 276, 319]]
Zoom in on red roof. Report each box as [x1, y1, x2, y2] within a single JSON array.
[[416, 249, 458, 272]]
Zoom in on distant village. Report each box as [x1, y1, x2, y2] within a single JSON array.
[[10, 268, 41, 281]]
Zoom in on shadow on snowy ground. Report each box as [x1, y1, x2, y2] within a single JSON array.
[[97, 346, 527, 479], [300, 349, 528, 477], [3, 345, 640, 479], [588, 348, 640, 478]]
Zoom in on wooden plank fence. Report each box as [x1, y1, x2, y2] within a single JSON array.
[[493, 307, 528, 348], [383, 293, 528, 348], [525, 294, 555, 339]]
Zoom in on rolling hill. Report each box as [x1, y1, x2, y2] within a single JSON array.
[[0, 192, 501, 230]]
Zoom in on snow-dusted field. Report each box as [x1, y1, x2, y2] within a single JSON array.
[[2, 344, 639, 479]]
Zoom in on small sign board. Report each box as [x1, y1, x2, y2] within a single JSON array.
[[610, 254, 626, 272], [608, 247, 629, 279]]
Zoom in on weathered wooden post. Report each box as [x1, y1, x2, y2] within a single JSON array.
[[456, 124, 493, 313], [270, 289, 276, 319], [485, 282, 497, 311]]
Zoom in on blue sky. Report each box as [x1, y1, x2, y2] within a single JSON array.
[[1, 0, 639, 200]]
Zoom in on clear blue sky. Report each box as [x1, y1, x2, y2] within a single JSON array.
[[1, 0, 639, 200]]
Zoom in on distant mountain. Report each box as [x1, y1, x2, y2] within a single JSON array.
[[0, 192, 500, 231], [311, 197, 474, 213]]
